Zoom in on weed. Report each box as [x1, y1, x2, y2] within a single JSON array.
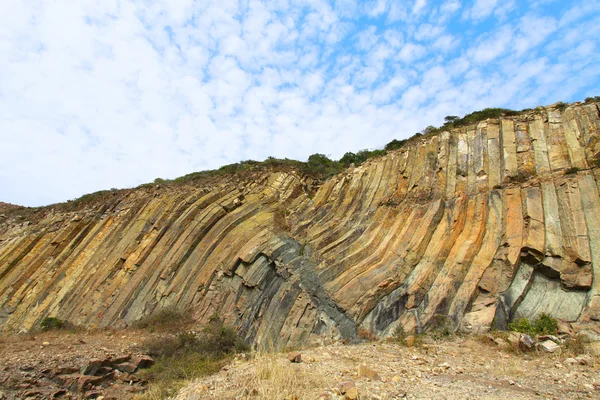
[[427, 314, 453, 340], [357, 328, 378, 342], [564, 334, 589, 356], [273, 206, 291, 233], [132, 308, 193, 332], [555, 102, 568, 111], [40, 317, 67, 331], [392, 325, 407, 342], [508, 313, 558, 336], [510, 170, 531, 183]]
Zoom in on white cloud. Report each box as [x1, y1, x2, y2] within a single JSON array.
[[414, 24, 444, 41], [397, 42, 427, 63], [413, 0, 428, 14], [0, 0, 598, 206]]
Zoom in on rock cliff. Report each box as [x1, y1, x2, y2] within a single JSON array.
[[2, 101, 600, 348]]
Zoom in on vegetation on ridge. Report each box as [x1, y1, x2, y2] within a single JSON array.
[[3, 96, 598, 215]]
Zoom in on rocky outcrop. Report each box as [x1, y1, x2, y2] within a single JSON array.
[[1, 101, 600, 347]]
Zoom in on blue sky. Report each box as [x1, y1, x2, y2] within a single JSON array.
[[1, 0, 599, 207]]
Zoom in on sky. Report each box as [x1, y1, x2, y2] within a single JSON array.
[[1, 1, 599, 207]]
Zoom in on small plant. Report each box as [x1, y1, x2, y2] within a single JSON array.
[[535, 313, 558, 335], [555, 102, 568, 111], [428, 314, 453, 339], [391, 325, 407, 343], [564, 334, 589, 356], [510, 170, 531, 183], [564, 167, 581, 175], [508, 317, 536, 336], [357, 328, 378, 342], [273, 206, 291, 233], [40, 317, 66, 331], [508, 313, 558, 336]]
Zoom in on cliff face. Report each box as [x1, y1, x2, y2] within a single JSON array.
[[2, 102, 600, 347]]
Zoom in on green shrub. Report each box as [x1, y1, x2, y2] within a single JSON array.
[[384, 139, 407, 151], [508, 317, 537, 336], [40, 317, 66, 331], [555, 102, 569, 111], [535, 313, 558, 335], [508, 313, 558, 336], [584, 96, 600, 103], [339, 149, 386, 167]]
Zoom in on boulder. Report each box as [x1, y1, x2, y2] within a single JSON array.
[[131, 355, 154, 370], [575, 354, 592, 365], [114, 362, 137, 374], [564, 358, 578, 365], [507, 332, 520, 348], [81, 359, 109, 375], [519, 334, 536, 351], [287, 352, 302, 363], [537, 340, 560, 353]]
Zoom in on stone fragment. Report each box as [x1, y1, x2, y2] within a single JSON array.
[[287, 352, 302, 363], [357, 364, 380, 380], [404, 335, 415, 347], [77, 375, 103, 393], [344, 387, 358, 400], [519, 334, 536, 351], [507, 332, 520, 348], [114, 362, 137, 373], [339, 381, 355, 395], [131, 355, 154, 369], [537, 340, 560, 353], [538, 335, 561, 343], [564, 358, 578, 365], [575, 354, 592, 365], [81, 359, 104, 376], [438, 362, 451, 370]]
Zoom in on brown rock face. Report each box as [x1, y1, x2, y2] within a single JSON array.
[[1, 101, 600, 348]]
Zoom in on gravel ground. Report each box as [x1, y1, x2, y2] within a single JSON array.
[[176, 337, 600, 400]]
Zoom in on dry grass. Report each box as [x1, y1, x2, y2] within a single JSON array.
[[240, 352, 328, 400]]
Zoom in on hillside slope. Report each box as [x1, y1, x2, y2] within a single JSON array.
[[1, 101, 600, 347]]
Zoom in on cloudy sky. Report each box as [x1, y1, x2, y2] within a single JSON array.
[[1, 0, 599, 207]]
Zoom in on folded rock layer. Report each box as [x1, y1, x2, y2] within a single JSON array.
[[2, 101, 600, 347]]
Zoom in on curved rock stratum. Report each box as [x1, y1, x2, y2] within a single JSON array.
[[1, 101, 600, 348]]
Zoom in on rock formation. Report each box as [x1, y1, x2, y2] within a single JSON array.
[[1, 101, 600, 348]]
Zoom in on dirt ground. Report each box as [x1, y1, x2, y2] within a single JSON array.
[[0, 329, 153, 399], [1, 330, 599, 399], [176, 337, 600, 400]]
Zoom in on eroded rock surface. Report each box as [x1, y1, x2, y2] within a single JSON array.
[[2, 102, 600, 348]]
